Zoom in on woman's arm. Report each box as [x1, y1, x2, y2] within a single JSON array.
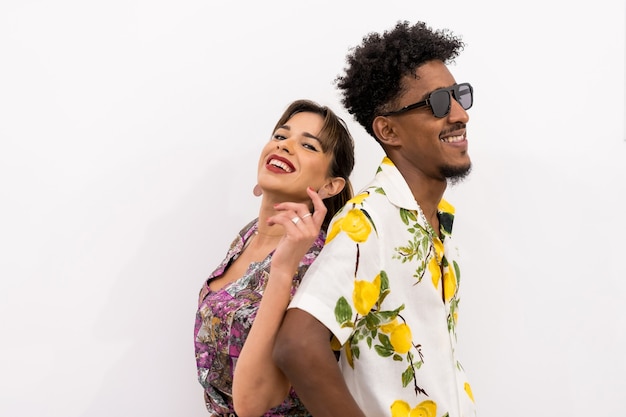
[[233, 188, 327, 417]]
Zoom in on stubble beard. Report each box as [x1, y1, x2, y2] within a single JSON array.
[[441, 162, 472, 186]]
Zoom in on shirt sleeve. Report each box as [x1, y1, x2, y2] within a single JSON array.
[[288, 203, 381, 345]]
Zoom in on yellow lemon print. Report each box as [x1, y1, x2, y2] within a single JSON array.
[[442, 266, 457, 303], [382, 156, 394, 166], [391, 400, 437, 417], [464, 382, 475, 403], [390, 400, 411, 417], [347, 192, 369, 205], [344, 341, 354, 368], [353, 274, 381, 316], [411, 400, 437, 417], [380, 318, 399, 334], [390, 323, 412, 354], [433, 236, 444, 260], [428, 256, 441, 288], [330, 335, 342, 351], [437, 198, 455, 215], [325, 208, 372, 244], [342, 209, 372, 243]]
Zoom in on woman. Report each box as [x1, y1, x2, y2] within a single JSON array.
[[194, 99, 355, 417]]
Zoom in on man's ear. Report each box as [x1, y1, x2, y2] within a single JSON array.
[[372, 115, 401, 147], [318, 177, 346, 199]]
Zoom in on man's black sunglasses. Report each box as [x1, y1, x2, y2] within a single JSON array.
[[381, 83, 473, 118]]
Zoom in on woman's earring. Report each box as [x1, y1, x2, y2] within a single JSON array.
[[253, 184, 263, 197]]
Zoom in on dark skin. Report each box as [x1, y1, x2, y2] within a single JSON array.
[[376, 61, 470, 231], [273, 310, 364, 417], [273, 60, 471, 416]]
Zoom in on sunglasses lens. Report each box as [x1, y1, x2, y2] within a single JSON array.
[[456, 84, 473, 110], [430, 90, 451, 118]]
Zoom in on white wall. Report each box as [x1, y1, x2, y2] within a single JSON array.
[[1, 1, 624, 416]]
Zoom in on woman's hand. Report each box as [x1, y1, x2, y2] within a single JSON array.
[[267, 187, 327, 276]]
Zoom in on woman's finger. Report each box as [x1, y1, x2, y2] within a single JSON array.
[[269, 187, 327, 230], [306, 187, 327, 224]]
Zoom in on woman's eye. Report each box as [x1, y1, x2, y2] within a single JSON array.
[[303, 143, 319, 151], [273, 134, 287, 141]]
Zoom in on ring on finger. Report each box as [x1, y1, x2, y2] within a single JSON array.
[[291, 216, 301, 225], [301, 213, 312, 219]]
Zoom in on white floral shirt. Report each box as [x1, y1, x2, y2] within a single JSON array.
[[289, 157, 477, 417]]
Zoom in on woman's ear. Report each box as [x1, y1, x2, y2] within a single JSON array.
[[318, 177, 346, 199], [372, 115, 401, 147]]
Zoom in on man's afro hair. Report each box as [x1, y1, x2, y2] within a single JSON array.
[[335, 21, 464, 138]]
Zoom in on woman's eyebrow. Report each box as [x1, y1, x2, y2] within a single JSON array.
[[303, 132, 321, 142], [277, 125, 321, 142]]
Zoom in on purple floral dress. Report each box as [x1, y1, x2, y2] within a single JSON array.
[[194, 218, 324, 416]]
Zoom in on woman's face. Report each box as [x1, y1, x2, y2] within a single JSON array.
[[257, 111, 334, 202]]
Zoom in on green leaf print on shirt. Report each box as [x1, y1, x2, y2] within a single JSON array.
[[334, 296, 353, 328], [393, 208, 437, 283], [333, 270, 427, 395], [393, 206, 461, 337]]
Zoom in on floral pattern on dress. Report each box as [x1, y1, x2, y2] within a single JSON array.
[[194, 218, 324, 417]]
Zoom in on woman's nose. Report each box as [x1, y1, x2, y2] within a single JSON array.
[[276, 140, 294, 154]]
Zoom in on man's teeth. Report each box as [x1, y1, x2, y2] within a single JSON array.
[[441, 135, 464, 143], [269, 159, 293, 172]]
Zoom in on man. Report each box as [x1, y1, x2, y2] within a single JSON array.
[[273, 21, 477, 417]]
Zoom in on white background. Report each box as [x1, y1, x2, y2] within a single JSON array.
[[1, 1, 625, 416]]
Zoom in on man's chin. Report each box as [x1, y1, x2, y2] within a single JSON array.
[[441, 163, 472, 186]]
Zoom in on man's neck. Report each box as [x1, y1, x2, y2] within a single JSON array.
[[388, 156, 447, 219]]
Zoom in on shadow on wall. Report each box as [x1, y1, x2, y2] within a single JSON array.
[[78, 157, 257, 417]]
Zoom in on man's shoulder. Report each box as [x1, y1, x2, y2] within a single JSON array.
[[337, 183, 394, 222]]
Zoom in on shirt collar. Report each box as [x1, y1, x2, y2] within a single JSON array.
[[374, 156, 419, 210], [373, 157, 456, 230]]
